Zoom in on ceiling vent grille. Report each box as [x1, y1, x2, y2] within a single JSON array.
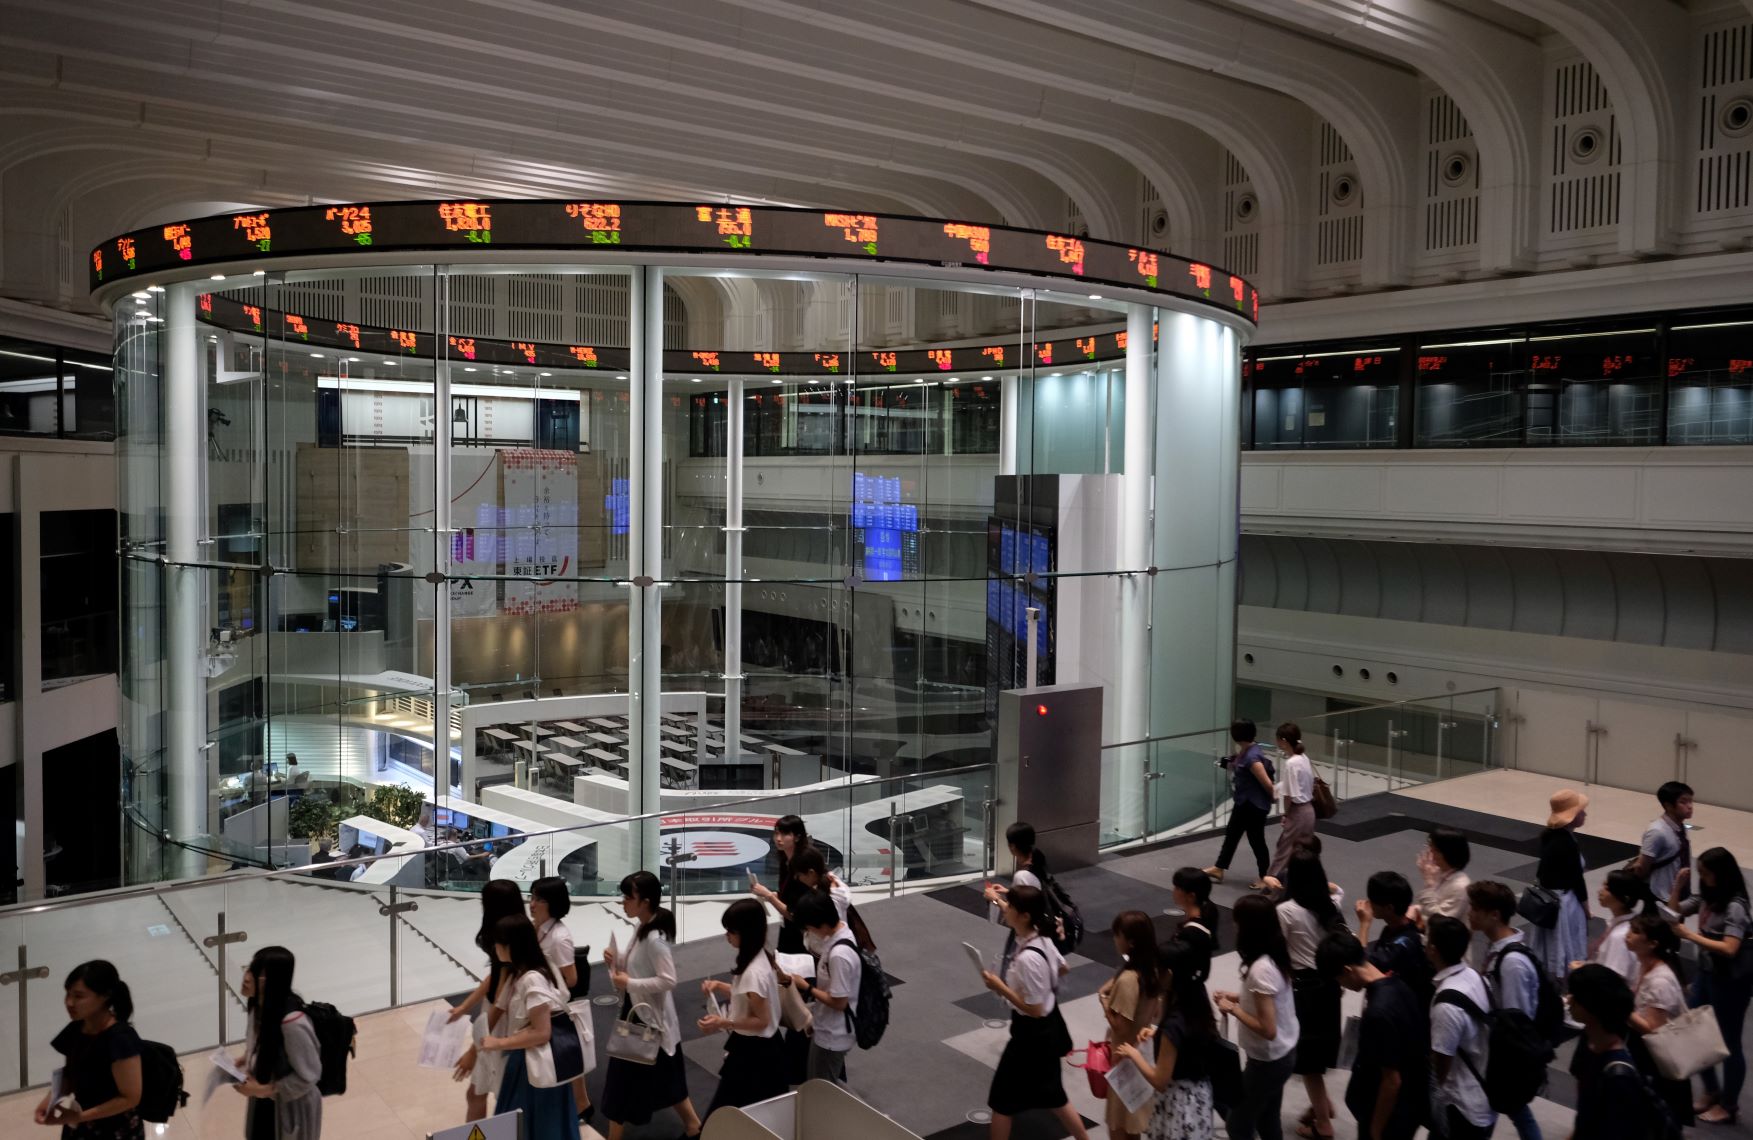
[[447, 274, 496, 338], [1424, 90, 1479, 252], [279, 279, 345, 322], [1547, 58, 1622, 233], [574, 278, 630, 346], [1696, 20, 1753, 215]]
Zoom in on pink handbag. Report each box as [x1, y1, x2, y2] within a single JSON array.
[[1069, 1040, 1113, 1097]]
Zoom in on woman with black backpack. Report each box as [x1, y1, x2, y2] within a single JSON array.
[[37, 960, 143, 1139], [234, 946, 323, 1140]]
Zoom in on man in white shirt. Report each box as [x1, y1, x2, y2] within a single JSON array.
[[1425, 916, 1495, 1140], [1634, 780, 1693, 907], [791, 891, 860, 1084], [1467, 880, 1544, 1140]]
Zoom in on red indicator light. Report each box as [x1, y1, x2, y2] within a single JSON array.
[[1036, 704, 1049, 717]]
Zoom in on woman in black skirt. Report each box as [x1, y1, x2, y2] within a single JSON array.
[[603, 871, 702, 1139], [750, 814, 813, 1082], [979, 884, 1090, 1140], [1276, 849, 1341, 1138], [699, 899, 788, 1119]]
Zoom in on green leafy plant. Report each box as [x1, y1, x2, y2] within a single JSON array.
[[287, 793, 340, 841], [363, 783, 426, 830]]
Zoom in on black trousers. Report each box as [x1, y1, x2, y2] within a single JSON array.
[[1215, 800, 1271, 877]]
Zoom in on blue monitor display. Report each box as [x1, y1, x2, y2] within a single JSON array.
[[864, 528, 903, 581], [605, 477, 631, 535], [852, 472, 918, 580]]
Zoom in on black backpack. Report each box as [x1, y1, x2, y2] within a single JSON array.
[[1604, 1057, 1685, 1140], [301, 1002, 357, 1096], [135, 1040, 188, 1123], [1039, 871, 1084, 956], [1433, 986, 1555, 1112], [832, 937, 892, 1050], [1489, 942, 1565, 1042]]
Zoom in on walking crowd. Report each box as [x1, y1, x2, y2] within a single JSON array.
[[26, 724, 1751, 1140]]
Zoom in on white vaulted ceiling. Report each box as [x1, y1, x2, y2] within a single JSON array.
[[2, 0, 1751, 317]]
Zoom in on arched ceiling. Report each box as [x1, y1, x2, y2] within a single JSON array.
[[0, 0, 1745, 316]]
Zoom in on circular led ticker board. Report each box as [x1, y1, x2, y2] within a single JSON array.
[[92, 200, 1257, 324]]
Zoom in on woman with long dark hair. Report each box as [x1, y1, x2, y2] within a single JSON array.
[[1276, 849, 1340, 1139], [1214, 894, 1300, 1140], [1117, 940, 1217, 1140], [980, 884, 1089, 1140], [38, 961, 143, 1139], [602, 871, 702, 1139], [1101, 911, 1163, 1140], [234, 946, 323, 1140], [1674, 845, 1752, 1124], [750, 814, 814, 1084], [699, 897, 787, 1117], [1267, 723, 1315, 880], [480, 915, 576, 1140], [450, 879, 526, 1121]]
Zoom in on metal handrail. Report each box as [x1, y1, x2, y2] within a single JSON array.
[[1097, 686, 1502, 752], [5, 761, 998, 918]]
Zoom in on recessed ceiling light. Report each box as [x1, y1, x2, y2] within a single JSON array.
[[384, 359, 398, 366], [148, 285, 165, 292], [539, 372, 551, 377], [210, 274, 226, 281], [310, 352, 324, 358], [1088, 293, 1102, 300], [690, 378, 700, 383], [616, 374, 629, 379], [463, 367, 477, 372], [347, 357, 360, 363], [982, 375, 993, 380], [771, 379, 781, 384], [132, 291, 150, 299], [253, 270, 264, 276], [808, 379, 819, 384]]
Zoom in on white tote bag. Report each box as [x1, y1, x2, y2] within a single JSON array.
[[1644, 1004, 1730, 1080]]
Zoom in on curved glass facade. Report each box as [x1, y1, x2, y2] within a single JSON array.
[[106, 207, 1249, 891]]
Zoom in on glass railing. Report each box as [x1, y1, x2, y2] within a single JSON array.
[[0, 763, 997, 1094], [1102, 688, 1503, 847]]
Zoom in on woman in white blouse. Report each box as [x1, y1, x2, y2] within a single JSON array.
[[1573, 869, 1652, 985], [698, 898, 787, 1119], [1267, 723, 1316, 879], [602, 871, 702, 1140], [1626, 915, 1694, 1126]]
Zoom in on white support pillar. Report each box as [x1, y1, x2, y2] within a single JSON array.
[[1109, 303, 1155, 839], [432, 270, 454, 805], [723, 377, 745, 762], [998, 378, 1018, 476], [627, 267, 664, 869], [164, 282, 209, 877]]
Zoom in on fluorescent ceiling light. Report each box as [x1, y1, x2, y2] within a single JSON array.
[[317, 376, 581, 402], [1527, 328, 1655, 343], [1669, 320, 1753, 332], [1421, 338, 1519, 349]]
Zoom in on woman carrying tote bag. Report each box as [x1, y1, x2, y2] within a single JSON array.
[[480, 915, 579, 1140], [602, 871, 702, 1140], [1627, 915, 1702, 1125]]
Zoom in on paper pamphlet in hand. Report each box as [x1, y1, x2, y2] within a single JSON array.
[[707, 992, 726, 1020], [775, 952, 816, 980], [417, 1007, 474, 1070], [203, 1050, 247, 1106], [962, 941, 986, 977], [606, 929, 619, 964], [46, 1067, 65, 1108], [1106, 1038, 1157, 1115]]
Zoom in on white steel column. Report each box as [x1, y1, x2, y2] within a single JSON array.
[[998, 378, 1018, 476], [723, 377, 745, 760], [164, 281, 209, 877], [627, 268, 664, 868], [432, 270, 453, 805], [1110, 303, 1155, 839]]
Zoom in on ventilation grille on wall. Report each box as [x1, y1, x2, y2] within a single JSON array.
[[1139, 172, 1172, 252], [507, 274, 564, 341], [281, 279, 345, 321], [56, 211, 75, 295], [1424, 91, 1480, 252], [573, 278, 628, 345], [360, 275, 425, 330], [1697, 21, 1753, 214], [447, 274, 495, 337], [1315, 122, 1363, 266], [1221, 148, 1260, 277], [1065, 196, 1088, 239], [1549, 58, 1622, 234]]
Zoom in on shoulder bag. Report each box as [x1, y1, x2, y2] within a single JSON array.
[[1517, 885, 1560, 929], [1642, 1005, 1729, 1080], [523, 987, 590, 1089], [1310, 772, 1338, 820], [606, 1001, 663, 1066]]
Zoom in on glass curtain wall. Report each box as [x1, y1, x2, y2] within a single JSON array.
[[117, 262, 1243, 890]]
